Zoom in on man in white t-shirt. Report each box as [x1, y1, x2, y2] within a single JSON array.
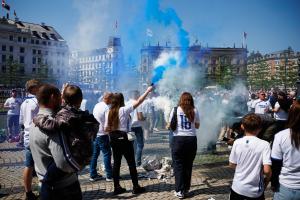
[[4, 89, 22, 140], [20, 79, 41, 200], [253, 91, 272, 115], [229, 113, 272, 200], [126, 90, 146, 167], [89, 92, 113, 182]]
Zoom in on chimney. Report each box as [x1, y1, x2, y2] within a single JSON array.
[[15, 17, 19, 22]]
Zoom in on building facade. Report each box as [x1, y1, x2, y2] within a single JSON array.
[[69, 37, 124, 93], [0, 17, 69, 87], [247, 48, 300, 90], [139, 43, 247, 89]]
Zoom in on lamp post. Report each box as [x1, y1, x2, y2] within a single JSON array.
[[297, 58, 300, 97], [283, 48, 291, 93]]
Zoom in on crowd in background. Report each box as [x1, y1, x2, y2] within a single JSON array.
[[1, 81, 300, 200]]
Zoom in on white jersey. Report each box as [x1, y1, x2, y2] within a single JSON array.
[[19, 94, 39, 148], [4, 97, 22, 115], [273, 102, 288, 121], [253, 99, 271, 114], [126, 99, 143, 127], [230, 136, 271, 198], [271, 129, 300, 189], [168, 106, 200, 137], [105, 104, 134, 132], [93, 101, 109, 136]]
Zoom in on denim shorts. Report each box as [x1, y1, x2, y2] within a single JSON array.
[[24, 147, 34, 167], [274, 184, 300, 200]]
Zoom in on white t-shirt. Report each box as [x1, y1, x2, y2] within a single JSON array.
[[229, 136, 272, 198], [104, 104, 134, 132], [93, 101, 109, 136], [168, 106, 200, 137], [126, 99, 143, 127], [273, 102, 288, 121], [247, 99, 255, 112], [271, 128, 300, 189], [19, 94, 39, 148], [253, 99, 272, 114], [4, 97, 22, 115]]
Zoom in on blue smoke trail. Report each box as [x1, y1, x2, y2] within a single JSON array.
[[152, 56, 177, 84], [146, 0, 189, 83]]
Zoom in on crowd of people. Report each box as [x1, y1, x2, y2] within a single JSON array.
[[1, 79, 300, 199]]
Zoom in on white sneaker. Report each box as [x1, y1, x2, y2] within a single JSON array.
[[153, 128, 160, 132], [174, 191, 184, 199], [106, 178, 113, 182]]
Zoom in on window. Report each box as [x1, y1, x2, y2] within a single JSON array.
[[38, 58, 41, 64], [32, 68, 36, 73], [20, 56, 25, 63], [2, 45, 6, 51], [20, 66, 25, 74], [9, 46, 13, 52], [237, 67, 240, 74], [1, 65, 6, 72], [35, 40, 39, 45], [32, 49, 36, 54], [9, 55, 13, 61], [45, 51, 48, 55], [32, 57, 36, 64], [2, 55, 6, 62], [37, 50, 41, 55], [48, 42, 51, 46], [20, 47, 25, 53], [31, 39, 34, 44], [9, 35, 13, 41], [23, 38, 27, 43], [18, 37, 22, 42], [42, 41, 46, 45]]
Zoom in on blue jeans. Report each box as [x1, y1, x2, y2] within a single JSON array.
[[24, 147, 34, 167], [132, 127, 144, 166], [7, 115, 19, 136], [89, 135, 112, 178], [274, 184, 300, 200]]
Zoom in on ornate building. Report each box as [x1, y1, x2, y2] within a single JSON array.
[[139, 43, 247, 89], [0, 16, 69, 87], [247, 47, 300, 90], [69, 37, 124, 92]]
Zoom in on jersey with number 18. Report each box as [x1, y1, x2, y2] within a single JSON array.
[[168, 106, 200, 137]]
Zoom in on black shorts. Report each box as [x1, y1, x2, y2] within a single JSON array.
[[230, 188, 265, 200]]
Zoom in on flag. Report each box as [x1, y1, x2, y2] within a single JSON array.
[[14, 10, 17, 17], [243, 32, 247, 39], [115, 20, 118, 30], [146, 28, 153, 37], [2, 0, 10, 11]]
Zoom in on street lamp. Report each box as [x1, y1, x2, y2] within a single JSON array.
[[297, 58, 300, 97], [283, 48, 291, 93]]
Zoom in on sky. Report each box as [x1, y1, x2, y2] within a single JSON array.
[[7, 0, 300, 62]]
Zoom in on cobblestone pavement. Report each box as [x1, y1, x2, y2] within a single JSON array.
[[0, 131, 274, 200]]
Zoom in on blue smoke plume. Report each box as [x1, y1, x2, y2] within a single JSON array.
[[146, 0, 189, 83], [152, 57, 177, 83]]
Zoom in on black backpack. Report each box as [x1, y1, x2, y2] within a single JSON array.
[[170, 107, 177, 131]]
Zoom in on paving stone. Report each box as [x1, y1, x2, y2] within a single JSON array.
[[0, 131, 274, 199]]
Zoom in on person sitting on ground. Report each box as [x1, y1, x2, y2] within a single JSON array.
[[229, 113, 272, 200], [32, 84, 99, 190]]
